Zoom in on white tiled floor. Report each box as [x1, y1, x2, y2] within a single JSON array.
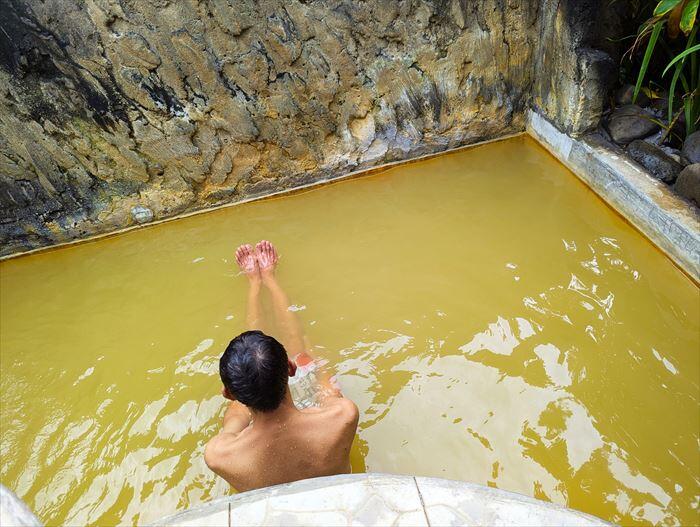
[[170, 508, 229, 527], [153, 473, 611, 527]]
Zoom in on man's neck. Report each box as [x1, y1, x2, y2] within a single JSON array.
[[250, 394, 298, 426]]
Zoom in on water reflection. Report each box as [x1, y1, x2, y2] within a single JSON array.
[[332, 234, 697, 526]]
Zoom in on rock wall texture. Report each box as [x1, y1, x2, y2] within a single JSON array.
[[531, 0, 628, 137], [0, 0, 623, 256]]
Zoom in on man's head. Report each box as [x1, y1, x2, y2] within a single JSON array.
[[219, 330, 296, 412]]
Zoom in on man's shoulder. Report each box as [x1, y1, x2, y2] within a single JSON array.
[[334, 398, 360, 421], [204, 432, 244, 472], [309, 398, 359, 429]]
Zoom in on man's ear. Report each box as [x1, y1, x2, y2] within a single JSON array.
[[221, 386, 236, 401], [288, 359, 297, 378]]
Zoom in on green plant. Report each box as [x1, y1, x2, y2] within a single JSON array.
[[630, 0, 698, 136]]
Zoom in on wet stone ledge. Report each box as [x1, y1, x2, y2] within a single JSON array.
[[152, 473, 611, 527]]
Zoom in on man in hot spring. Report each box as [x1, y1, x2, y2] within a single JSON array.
[[204, 240, 359, 491]]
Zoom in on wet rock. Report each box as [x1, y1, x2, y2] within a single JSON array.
[[614, 84, 649, 107], [665, 148, 682, 164], [642, 132, 682, 162], [627, 140, 683, 184], [674, 164, 700, 206], [130, 206, 154, 224], [643, 130, 664, 145], [606, 105, 659, 144], [0, 0, 632, 256], [0, 0, 544, 256], [534, 45, 616, 136], [681, 131, 700, 164], [596, 125, 613, 144], [532, 0, 624, 136]]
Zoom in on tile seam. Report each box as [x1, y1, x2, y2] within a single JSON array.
[[412, 477, 431, 527]]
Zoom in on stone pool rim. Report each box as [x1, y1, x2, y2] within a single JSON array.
[[2, 126, 698, 287], [0, 133, 521, 263], [151, 472, 613, 526]]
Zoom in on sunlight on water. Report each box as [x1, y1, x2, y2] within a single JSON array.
[[1, 136, 698, 526]]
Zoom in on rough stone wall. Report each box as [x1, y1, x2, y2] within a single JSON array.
[[531, 0, 627, 136], [0, 0, 538, 256]]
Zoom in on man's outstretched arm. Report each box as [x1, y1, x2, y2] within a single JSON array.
[[256, 240, 307, 358], [255, 240, 352, 406], [235, 244, 263, 330]]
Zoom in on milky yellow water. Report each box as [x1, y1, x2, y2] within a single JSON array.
[[1, 136, 698, 526]]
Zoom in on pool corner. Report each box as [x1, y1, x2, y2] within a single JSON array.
[[526, 110, 700, 284]]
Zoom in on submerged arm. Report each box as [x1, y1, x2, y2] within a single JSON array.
[[256, 241, 350, 405], [264, 275, 306, 357], [263, 274, 343, 401]]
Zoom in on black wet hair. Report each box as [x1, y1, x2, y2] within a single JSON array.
[[219, 330, 289, 412]]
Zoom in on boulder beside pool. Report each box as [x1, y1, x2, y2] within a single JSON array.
[[682, 131, 700, 165], [605, 104, 659, 144], [675, 164, 700, 207], [627, 140, 683, 184]]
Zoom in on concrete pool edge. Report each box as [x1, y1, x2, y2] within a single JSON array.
[[527, 110, 700, 283], [150, 473, 613, 527]]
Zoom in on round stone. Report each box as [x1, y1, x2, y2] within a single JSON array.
[[674, 164, 700, 206], [131, 205, 154, 224], [606, 105, 659, 144], [681, 131, 700, 164]]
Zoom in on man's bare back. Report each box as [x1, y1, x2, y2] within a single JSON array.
[[204, 241, 359, 492], [205, 393, 358, 491]]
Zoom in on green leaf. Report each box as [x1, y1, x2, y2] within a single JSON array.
[[668, 61, 684, 122], [690, 25, 698, 93], [685, 94, 694, 135], [634, 21, 665, 103], [654, 0, 683, 16], [680, 0, 698, 34], [663, 44, 700, 75], [693, 37, 698, 91], [668, 25, 697, 122]]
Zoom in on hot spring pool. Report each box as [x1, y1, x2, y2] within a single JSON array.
[[1, 136, 698, 526]]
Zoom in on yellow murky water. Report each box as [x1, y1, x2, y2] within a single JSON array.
[[1, 136, 698, 526]]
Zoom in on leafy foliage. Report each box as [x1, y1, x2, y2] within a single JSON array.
[[629, 0, 698, 137]]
